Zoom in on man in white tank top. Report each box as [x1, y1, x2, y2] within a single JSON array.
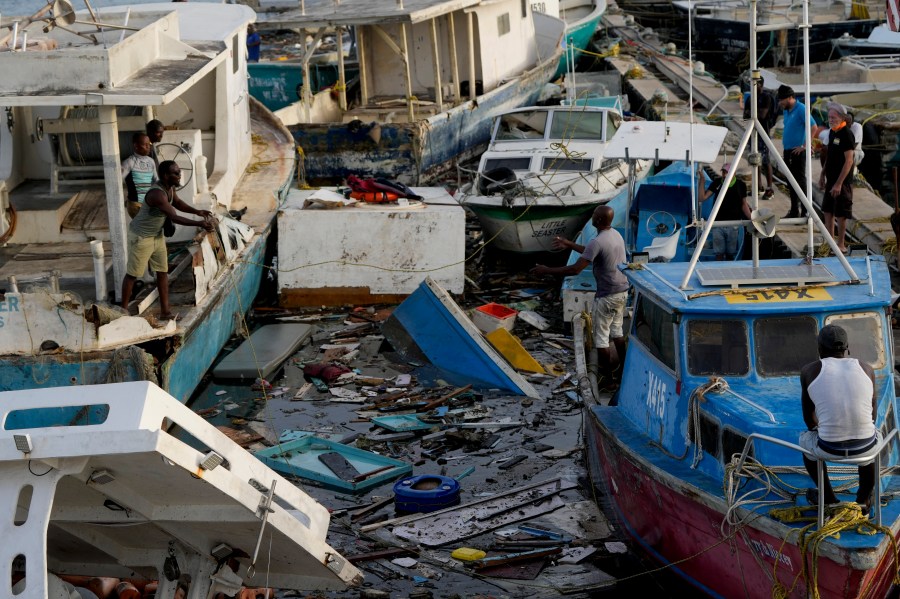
[[799, 324, 879, 512]]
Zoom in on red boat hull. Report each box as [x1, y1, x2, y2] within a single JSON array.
[[585, 409, 898, 598]]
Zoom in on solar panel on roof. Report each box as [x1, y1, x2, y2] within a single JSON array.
[[696, 264, 836, 288]]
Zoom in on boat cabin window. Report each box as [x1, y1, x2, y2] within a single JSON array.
[[484, 157, 532, 171], [754, 316, 818, 376], [496, 111, 547, 140], [607, 111, 621, 138], [687, 320, 749, 376], [549, 111, 606, 140], [824, 312, 885, 368], [541, 157, 593, 172], [633, 295, 676, 370], [498, 13, 511, 36]]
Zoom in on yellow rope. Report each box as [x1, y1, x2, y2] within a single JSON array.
[[769, 503, 900, 598]]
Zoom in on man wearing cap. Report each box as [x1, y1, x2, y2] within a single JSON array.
[[776, 85, 816, 219], [819, 103, 856, 254], [799, 324, 878, 513], [698, 163, 751, 260]]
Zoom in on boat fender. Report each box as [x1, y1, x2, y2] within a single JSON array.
[[478, 167, 517, 196], [116, 582, 141, 599], [349, 190, 400, 203]]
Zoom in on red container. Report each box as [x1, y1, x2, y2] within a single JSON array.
[[472, 303, 517, 334]]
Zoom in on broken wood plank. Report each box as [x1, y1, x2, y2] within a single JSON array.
[[416, 385, 473, 413], [346, 547, 418, 564], [472, 548, 562, 571], [350, 496, 396, 522]]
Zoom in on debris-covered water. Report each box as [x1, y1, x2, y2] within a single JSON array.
[[183, 271, 694, 599]]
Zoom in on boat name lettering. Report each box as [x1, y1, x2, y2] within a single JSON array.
[[0, 297, 19, 312], [646, 371, 666, 419], [532, 220, 568, 239], [530, 2, 548, 12], [748, 538, 793, 570], [725, 287, 832, 304]]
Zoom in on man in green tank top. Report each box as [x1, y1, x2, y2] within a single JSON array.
[[121, 160, 215, 321]]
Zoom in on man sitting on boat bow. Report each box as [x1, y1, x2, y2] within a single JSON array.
[[800, 324, 879, 513], [531, 206, 628, 389]]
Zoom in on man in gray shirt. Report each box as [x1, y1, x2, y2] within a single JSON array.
[[532, 205, 629, 389]]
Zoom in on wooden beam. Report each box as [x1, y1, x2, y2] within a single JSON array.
[[400, 23, 414, 122], [467, 12, 476, 101], [357, 27, 368, 106], [98, 106, 127, 302], [430, 18, 443, 112], [447, 13, 460, 103], [337, 26, 347, 111]]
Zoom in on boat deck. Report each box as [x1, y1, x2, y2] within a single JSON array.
[[0, 104, 294, 328]]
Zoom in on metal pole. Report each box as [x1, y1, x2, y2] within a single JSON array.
[[680, 126, 755, 289], [467, 12, 476, 101], [802, 0, 814, 252], [358, 27, 368, 106], [447, 13, 461, 103], [750, 0, 760, 266]]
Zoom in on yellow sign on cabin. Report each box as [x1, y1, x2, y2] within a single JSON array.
[[725, 287, 832, 304]]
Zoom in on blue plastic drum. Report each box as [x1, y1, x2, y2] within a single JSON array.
[[393, 474, 461, 513]]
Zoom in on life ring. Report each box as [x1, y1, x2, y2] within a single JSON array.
[[350, 190, 400, 203]]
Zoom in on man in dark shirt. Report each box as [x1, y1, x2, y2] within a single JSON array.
[[819, 103, 856, 254], [699, 163, 751, 260]]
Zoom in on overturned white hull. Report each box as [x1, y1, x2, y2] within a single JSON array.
[[0, 382, 362, 598]]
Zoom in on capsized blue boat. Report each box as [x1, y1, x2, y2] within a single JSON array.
[[383, 278, 540, 398]]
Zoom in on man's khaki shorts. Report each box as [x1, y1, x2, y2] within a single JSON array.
[[126, 230, 167, 278], [592, 291, 627, 349]]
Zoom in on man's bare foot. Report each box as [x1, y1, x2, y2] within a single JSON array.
[[159, 312, 181, 322]]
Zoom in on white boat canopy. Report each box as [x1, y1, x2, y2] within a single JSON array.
[[605, 121, 729, 164]]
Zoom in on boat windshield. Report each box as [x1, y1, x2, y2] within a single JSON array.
[[687, 320, 749, 376], [549, 111, 607, 140], [496, 111, 549, 140], [754, 316, 819, 376], [824, 312, 886, 368], [683, 312, 884, 378]]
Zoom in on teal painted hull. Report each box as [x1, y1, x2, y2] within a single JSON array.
[[555, 8, 605, 78]]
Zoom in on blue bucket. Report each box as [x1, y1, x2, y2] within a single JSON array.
[[393, 475, 461, 513]]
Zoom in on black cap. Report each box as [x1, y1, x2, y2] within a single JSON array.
[[818, 324, 848, 352], [777, 85, 795, 100]]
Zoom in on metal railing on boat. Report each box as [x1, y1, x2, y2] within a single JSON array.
[[734, 429, 899, 528]]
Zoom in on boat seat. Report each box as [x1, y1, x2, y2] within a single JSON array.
[[806, 435, 891, 529], [642, 226, 680, 262]]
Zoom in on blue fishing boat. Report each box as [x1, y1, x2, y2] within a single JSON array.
[[571, 116, 900, 596], [258, 0, 565, 185], [0, 3, 295, 421], [383, 278, 539, 398], [581, 254, 900, 597]]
